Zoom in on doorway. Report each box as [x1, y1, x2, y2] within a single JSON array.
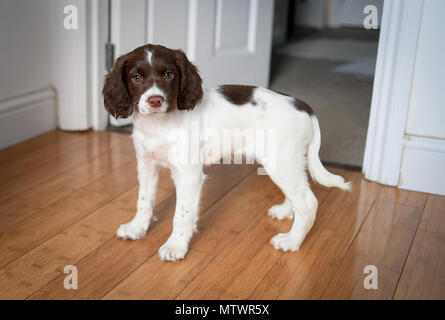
[[272, 0, 383, 169]]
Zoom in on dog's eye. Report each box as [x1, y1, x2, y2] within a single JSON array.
[[164, 71, 174, 80], [132, 74, 142, 82]]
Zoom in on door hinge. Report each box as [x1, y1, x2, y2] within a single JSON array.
[[105, 42, 115, 71]]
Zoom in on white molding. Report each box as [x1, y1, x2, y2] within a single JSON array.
[[87, 1, 100, 129], [88, 0, 100, 130], [50, 0, 90, 131], [214, 0, 224, 51], [0, 88, 55, 115], [187, 0, 198, 61], [362, 0, 424, 186], [0, 88, 57, 149], [399, 136, 445, 196], [111, 0, 122, 57], [108, 0, 133, 127], [404, 136, 445, 154], [146, 0, 155, 44], [88, 0, 109, 130], [247, 0, 258, 53]]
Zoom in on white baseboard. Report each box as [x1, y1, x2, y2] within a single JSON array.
[[399, 136, 445, 196], [0, 88, 57, 149]]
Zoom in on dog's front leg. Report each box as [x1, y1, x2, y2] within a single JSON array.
[[116, 151, 159, 240], [159, 166, 204, 261]]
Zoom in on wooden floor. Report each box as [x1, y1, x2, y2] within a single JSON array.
[[0, 130, 443, 300]]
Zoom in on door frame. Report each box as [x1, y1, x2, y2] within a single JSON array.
[[89, 0, 110, 130], [50, 0, 108, 131], [108, 0, 134, 127], [362, 0, 423, 186]]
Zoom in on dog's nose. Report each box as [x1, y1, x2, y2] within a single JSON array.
[[147, 96, 164, 108]]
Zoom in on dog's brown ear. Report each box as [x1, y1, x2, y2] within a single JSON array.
[[102, 55, 133, 119], [174, 50, 203, 110]]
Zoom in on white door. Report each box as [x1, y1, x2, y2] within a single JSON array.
[[109, 0, 274, 126], [191, 0, 274, 87]]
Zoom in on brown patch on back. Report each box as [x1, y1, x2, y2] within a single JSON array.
[[218, 85, 257, 105], [270, 89, 314, 115], [293, 99, 314, 115]]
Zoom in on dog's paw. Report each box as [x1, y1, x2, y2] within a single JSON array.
[[158, 239, 188, 262], [268, 203, 294, 220], [116, 221, 147, 240], [270, 233, 302, 252]]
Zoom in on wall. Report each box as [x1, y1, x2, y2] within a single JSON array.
[[0, 0, 57, 149], [328, 0, 383, 28], [273, 0, 289, 47], [294, 0, 325, 29], [293, 0, 383, 29], [0, 0, 52, 99]]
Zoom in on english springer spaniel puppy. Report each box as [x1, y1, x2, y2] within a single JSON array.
[[103, 44, 351, 262]]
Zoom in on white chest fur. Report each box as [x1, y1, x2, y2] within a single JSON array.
[[132, 106, 205, 169]]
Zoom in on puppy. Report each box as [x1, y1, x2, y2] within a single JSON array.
[[102, 44, 351, 261]]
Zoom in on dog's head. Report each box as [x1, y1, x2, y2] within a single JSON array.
[[103, 44, 203, 118]]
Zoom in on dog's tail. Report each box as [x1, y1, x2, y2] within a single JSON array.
[[307, 115, 352, 191]]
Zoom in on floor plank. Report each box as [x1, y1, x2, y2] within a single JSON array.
[[0, 190, 111, 268], [393, 195, 445, 299], [378, 187, 428, 209], [0, 131, 130, 201], [0, 151, 134, 232], [0, 131, 83, 173], [321, 194, 424, 299]]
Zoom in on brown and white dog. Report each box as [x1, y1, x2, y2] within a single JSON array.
[[103, 44, 351, 262]]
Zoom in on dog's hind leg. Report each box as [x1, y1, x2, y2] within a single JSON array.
[[268, 198, 293, 220], [262, 150, 318, 252], [269, 187, 318, 252]]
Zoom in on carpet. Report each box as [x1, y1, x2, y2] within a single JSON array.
[[270, 29, 379, 167]]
